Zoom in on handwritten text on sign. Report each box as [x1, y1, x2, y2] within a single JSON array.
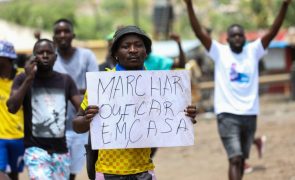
[[86, 70, 194, 149]]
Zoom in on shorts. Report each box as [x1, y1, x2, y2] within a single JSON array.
[[96, 170, 156, 180], [24, 147, 70, 180], [0, 138, 24, 172], [217, 113, 256, 159], [66, 130, 88, 174]]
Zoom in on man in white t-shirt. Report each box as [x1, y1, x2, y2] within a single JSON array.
[[183, 0, 292, 179], [52, 18, 99, 180]]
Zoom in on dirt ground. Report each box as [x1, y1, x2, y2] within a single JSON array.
[[20, 94, 295, 180]]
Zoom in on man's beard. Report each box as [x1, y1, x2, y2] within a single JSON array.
[[58, 43, 70, 51]]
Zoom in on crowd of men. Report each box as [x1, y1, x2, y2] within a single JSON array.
[[0, 0, 293, 180]]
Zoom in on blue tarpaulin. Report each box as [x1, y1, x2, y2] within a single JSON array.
[[268, 41, 288, 49], [152, 40, 200, 58]]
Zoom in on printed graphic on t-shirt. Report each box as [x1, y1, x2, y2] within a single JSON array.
[[31, 88, 66, 138], [230, 63, 249, 83]]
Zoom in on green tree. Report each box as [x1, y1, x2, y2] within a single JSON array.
[[0, 0, 294, 40], [0, 0, 77, 30]]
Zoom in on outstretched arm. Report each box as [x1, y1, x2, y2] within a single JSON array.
[[261, 0, 292, 48], [170, 33, 186, 68], [183, 0, 212, 51]]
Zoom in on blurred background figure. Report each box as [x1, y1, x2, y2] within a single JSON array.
[[34, 30, 41, 41], [153, 0, 174, 40], [144, 32, 185, 70], [244, 135, 267, 174], [0, 40, 24, 180], [52, 18, 98, 180]]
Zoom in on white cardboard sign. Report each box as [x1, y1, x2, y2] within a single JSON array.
[[86, 70, 194, 149]]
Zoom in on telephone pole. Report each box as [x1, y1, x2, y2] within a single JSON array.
[[133, 0, 139, 26]]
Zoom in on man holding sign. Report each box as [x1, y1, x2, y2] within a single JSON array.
[[73, 26, 197, 180]]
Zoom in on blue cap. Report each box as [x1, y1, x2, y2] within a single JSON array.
[[0, 40, 17, 60]]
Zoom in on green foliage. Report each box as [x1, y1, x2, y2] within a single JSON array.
[[0, 0, 294, 40], [0, 0, 77, 30], [251, 0, 263, 14], [240, 0, 295, 29], [188, 0, 295, 35], [218, 0, 231, 5], [101, 0, 127, 13], [279, 0, 295, 27], [75, 16, 97, 39]]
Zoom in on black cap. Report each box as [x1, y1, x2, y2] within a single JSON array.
[[111, 25, 152, 58]]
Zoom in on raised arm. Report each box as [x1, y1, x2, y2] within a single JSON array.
[[170, 33, 186, 68], [183, 0, 212, 51], [6, 56, 37, 113], [261, 0, 292, 48]]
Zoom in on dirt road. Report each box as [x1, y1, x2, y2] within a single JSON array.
[[20, 94, 295, 180], [154, 94, 295, 180]]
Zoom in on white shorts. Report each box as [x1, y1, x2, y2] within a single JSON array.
[[66, 130, 88, 174]]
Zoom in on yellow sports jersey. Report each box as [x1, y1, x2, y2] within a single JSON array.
[[0, 78, 24, 139], [81, 92, 154, 175]]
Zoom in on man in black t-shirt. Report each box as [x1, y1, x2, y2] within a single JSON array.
[[7, 39, 81, 180]]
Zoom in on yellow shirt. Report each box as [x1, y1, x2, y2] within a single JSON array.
[[81, 92, 154, 175], [0, 78, 24, 139]]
